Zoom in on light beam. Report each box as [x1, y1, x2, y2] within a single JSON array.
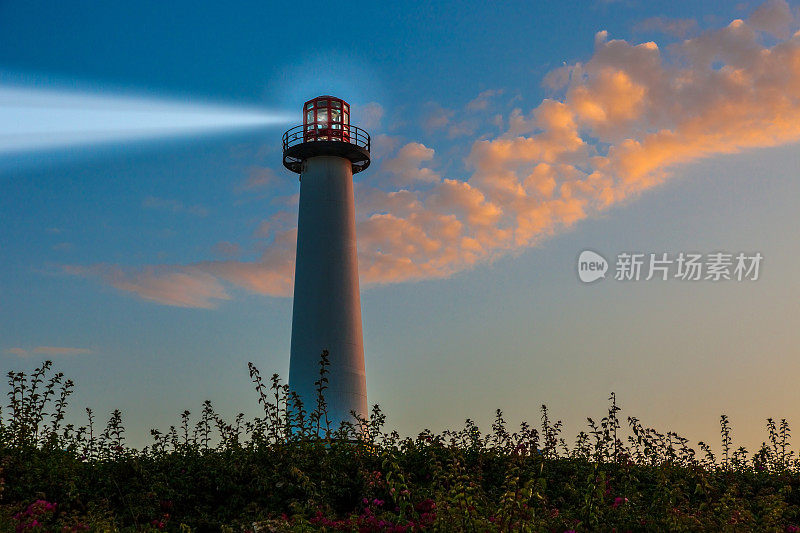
[[0, 84, 294, 154]]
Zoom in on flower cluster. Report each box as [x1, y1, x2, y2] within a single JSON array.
[[11, 500, 56, 532]]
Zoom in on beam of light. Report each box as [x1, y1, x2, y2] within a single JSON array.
[[0, 84, 295, 154]]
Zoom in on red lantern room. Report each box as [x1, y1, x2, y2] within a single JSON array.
[[303, 96, 350, 142], [282, 95, 371, 175]]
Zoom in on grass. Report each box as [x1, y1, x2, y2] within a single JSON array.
[[2, 356, 800, 532]]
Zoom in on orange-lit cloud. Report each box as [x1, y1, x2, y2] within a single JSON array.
[[71, 4, 800, 307], [380, 142, 440, 186]]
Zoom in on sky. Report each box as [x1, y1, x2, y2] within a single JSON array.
[[1, 0, 800, 453]]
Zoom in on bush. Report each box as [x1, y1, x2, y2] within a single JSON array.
[[2, 358, 800, 531]]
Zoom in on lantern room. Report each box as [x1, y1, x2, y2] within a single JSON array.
[[282, 95, 371, 174], [304, 96, 350, 142]]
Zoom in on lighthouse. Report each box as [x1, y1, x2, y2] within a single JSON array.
[[282, 96, 370, 432]]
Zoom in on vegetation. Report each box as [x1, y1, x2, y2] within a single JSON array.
[[2, 356, 800, 532]]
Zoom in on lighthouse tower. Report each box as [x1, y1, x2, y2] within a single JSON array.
[[282, 96, 370, 432]]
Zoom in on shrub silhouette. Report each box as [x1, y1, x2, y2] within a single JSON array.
[[2, 358, 800, 531]]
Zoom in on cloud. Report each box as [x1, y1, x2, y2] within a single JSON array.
[[33, 346, 93, 355], [352, 102, 384, 130], [254, 210, 295, 239], [6, 346, 93, 356], [66, 264, 230, 308], [423, 91, 503, 138], [211, 241, 241, 258], [447, 121, 477, 139], [466, 89, 505, 111], [370, 134, 402, 161], [422, 102, 453, 132], [238, 166, 279, 191], [748, 0, 795, 38], [71, 2, 800, 307], [200, 238, 295, 297], [379, 142, 440, 185], [142, 196, 209, 217], [634, 16, 699, 38]]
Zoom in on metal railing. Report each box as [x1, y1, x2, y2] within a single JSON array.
[[282, 123, 370, 153]]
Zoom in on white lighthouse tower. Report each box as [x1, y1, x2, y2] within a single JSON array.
[[282, 95, 370, 432]]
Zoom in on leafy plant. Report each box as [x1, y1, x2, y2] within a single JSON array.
[[2, 359, 800, 531]]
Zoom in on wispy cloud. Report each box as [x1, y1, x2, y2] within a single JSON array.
[[211, 241, 242, 258], [70, 2, 800, 307], [352, 102, 384, 130], [633, 16, 699, 38], [466, 89, 505, 111], [422, 102, 453, 133], [6, 346, 93, 356], [52, 242, 74, 252], [142, 196, 209, 217], [237, 166, 279, 191], [66, 264, 230, 308], [423, 90, 503, 139]]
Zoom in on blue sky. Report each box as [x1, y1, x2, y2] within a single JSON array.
[[2, 0, 800, 452]]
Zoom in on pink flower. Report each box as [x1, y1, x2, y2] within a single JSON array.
[[415, 499, 436, 513], [612, 497, 629, 508]]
